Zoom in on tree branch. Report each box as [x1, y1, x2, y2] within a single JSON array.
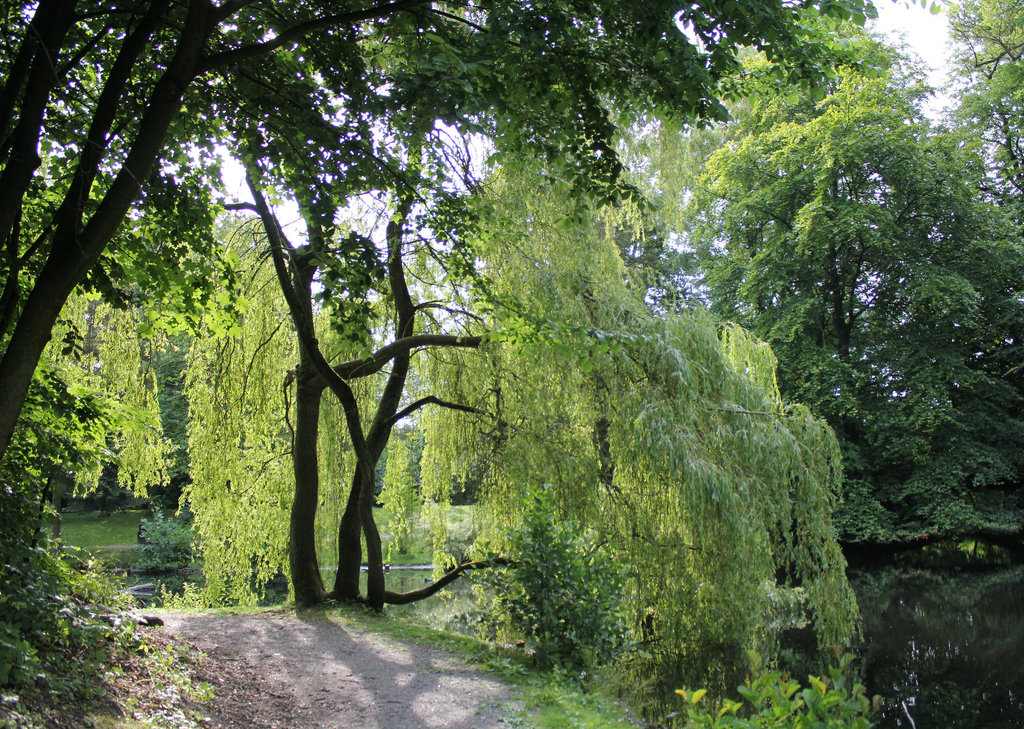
[[245, 168, 371, 456], [224, 201, 258, 212], [383, 558, 506, 605], [334, 334, 483, 379], [387, 395, 486, 428], [201, 0, 430, 70]]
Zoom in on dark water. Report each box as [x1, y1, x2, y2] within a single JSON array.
[[850, 562, 1024, 729]]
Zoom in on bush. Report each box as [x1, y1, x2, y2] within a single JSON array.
[[134, 511, 193, 571], [475, 485, 628, 670], [675, 652, 880, 728], [1, 490, 134, 696]]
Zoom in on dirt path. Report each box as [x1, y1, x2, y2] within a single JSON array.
[[161, 612, 518, 729]]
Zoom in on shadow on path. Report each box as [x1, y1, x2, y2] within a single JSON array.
[[163, 611, 515, 729]]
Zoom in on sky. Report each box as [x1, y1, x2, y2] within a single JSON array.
[[868, 0, 956, 113]]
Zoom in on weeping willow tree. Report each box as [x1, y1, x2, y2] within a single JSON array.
[[181, 204, 477, 607], [182, 220, 299, 604], [418, 166, 858, 691], [40, 292, 170, 500]]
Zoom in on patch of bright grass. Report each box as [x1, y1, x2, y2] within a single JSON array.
[[59, 510, 146, 550]]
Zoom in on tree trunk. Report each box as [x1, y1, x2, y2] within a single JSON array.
[[333, 472, 363, 600], [359, 458, 386, 611], [331, 458, 387, 610], [289, 361, 327, 606]]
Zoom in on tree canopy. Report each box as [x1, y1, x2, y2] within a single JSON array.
[[27, 0, 1024, 716], [668, 50, 1024, 545]]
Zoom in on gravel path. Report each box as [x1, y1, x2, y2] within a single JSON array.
[[162, 612, 517, 729]]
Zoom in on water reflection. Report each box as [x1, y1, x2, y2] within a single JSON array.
[[851, 564, 1024, 729]]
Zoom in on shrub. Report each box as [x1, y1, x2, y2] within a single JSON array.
[[1, 491, 134, 696], [475, 485, 628, 670], [134, 511, 193, 571], [675, 652, 880, 728]]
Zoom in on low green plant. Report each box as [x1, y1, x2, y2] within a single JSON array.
[[157, 580, 207, 610], [133, 511, 193, 571], [0, 526, 135, 700], [675, 653, 880, 728], [475, 485, 628, 670]]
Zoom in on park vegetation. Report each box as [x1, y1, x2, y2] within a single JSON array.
[[2, 0, 1022, 725]]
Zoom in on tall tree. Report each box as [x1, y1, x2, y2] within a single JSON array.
[[678, 61, 1024, 545], [175, 0, 881, 609], [0, 0, 886, 466], [419, 165, 857, 694], [951, 0, 1024, 215]]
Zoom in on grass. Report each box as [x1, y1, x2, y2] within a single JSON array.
[[59, 509, 146, 549]]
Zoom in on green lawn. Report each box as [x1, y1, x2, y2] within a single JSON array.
[[59, 510, 145, 549], [55, 503, 473, 563]]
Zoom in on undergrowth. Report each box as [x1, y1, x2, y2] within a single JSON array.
[[0, 529, 210, 729]]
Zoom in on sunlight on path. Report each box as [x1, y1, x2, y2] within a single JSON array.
[[162, 613, 515, 729]]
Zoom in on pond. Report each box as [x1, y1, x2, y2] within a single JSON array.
[[850, 561, 1024, 729]]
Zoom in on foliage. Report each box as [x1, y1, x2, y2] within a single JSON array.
[[675, 653, 879, 728], [133, 511, 194, 572], [951, 0, 1024, 218], [0, 0, 887, 714], [153, 334, 194, 511], [475, 486, 628, 670], [675, 56, 1024, 543], [0, 517, 133, 697], [183, 222, 293, 605], [380, 437, 420, 561], [422, 168, 858, 700]]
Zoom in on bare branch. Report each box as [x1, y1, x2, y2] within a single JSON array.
[[387, 395, 486, 427], [383, 558, 506, 605], [224, 201, 258, 212], [335, 333, 482, 379]]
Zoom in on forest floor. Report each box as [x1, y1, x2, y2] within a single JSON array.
[[159, 610, 519, 729]]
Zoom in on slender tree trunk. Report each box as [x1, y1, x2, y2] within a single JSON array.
[[359, 457, 386, 610], [289, 360, 327, 606], [331, 456, 387, 610], [333, 472, 363, 600]]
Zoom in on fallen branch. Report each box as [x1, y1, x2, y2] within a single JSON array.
[[383, 558, 507, 605]]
